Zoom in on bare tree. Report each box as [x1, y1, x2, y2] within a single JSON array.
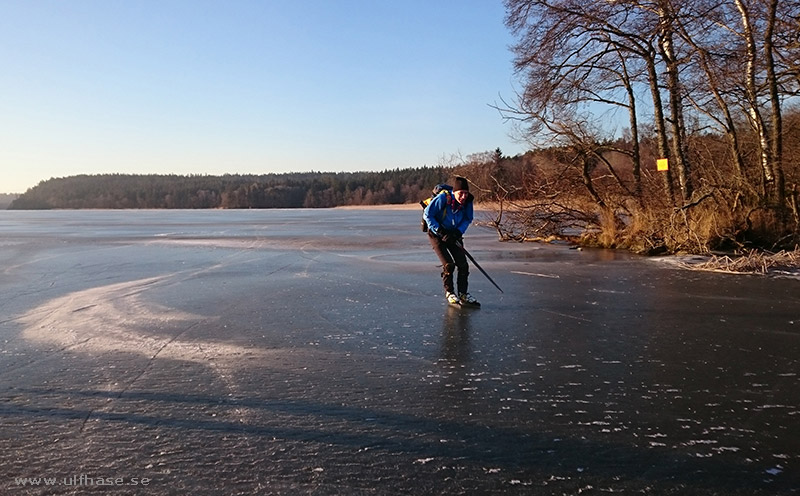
[[654, 0, 694, 201], [675, 0, 749, 181], [500, 0, 799, 251], [503, 0, 681, 203]]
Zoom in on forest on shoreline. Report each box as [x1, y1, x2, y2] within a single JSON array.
[[7, 167, 455, 210], [0, 194, 18, 209]]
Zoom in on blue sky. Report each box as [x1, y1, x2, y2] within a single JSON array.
[[1, 1, 526, 193]]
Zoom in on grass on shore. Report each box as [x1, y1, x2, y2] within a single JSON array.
[[675, 248, 800, 276]]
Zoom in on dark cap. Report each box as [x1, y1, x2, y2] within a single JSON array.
[[453, 176, 469, 192]]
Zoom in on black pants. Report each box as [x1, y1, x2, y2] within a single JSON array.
[[428, 233, 469, 295]]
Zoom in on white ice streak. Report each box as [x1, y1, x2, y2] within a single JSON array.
[[510, 271, 560, 279], [18, 275, 269, 364]]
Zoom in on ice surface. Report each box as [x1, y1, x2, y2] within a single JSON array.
[[0, 209, 798, 495]]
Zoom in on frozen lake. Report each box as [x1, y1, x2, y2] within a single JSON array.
[[1, 209, 798, 494]]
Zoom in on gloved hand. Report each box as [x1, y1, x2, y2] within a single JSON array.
[[440, 229, 462, 244]]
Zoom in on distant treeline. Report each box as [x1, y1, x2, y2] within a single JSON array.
[[0, 193, 18, 210], [8, 168, 453, 210]]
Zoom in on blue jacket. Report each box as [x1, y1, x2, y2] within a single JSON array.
[[423, 186, 474, 236]]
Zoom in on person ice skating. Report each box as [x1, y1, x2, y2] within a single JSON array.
[[423, 177, 480, 307]]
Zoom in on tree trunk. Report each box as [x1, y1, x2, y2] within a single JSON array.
[[620, 52, 642, 199], [764, 0, 785, 207], [735, 0, 774, 203], [658, 1, 693, 202], [644, 48, 675, 204]]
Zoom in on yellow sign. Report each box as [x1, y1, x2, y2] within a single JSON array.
[[657, 158, 669, 171]]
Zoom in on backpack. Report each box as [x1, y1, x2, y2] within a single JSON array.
[[419, 184, 451, 232]]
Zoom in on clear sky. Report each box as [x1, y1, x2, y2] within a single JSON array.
[[0, 0, 526, 194]]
